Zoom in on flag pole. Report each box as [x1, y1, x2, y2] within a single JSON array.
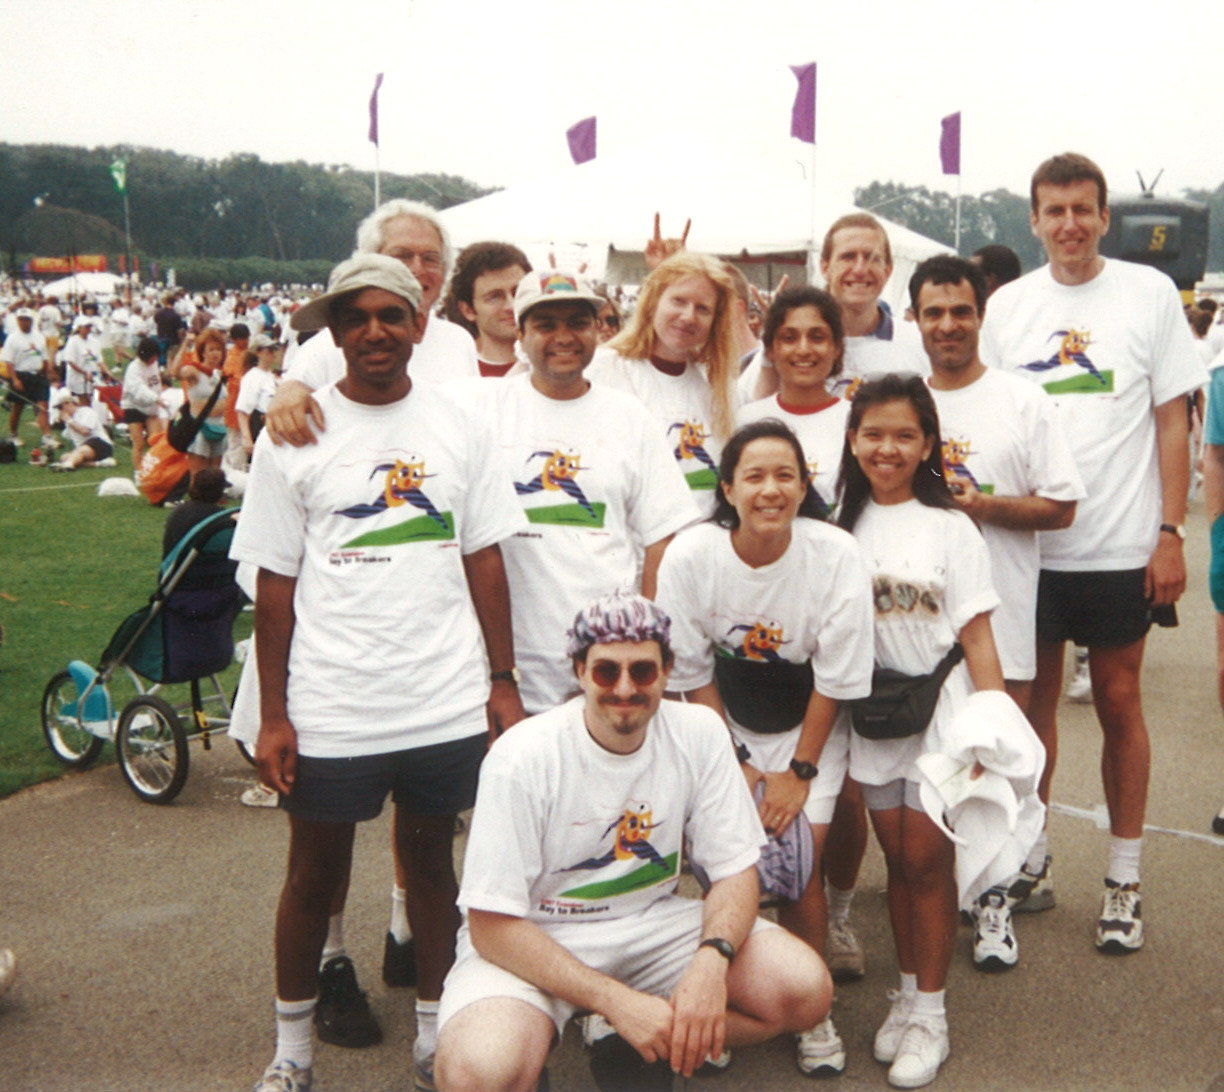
[[369, 73, 385, 211]]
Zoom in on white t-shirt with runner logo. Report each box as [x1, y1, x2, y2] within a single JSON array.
[[230, 381, 525, 756], [981, 259, 1205, 571]]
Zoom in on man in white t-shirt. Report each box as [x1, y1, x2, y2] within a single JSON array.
[[267, 198, 479, 444], [914, 253, 1083, 970], [434, 592, 830, 1092], [446, 241, 532, 378], [980, 153, 1207, 955], [483, 269, 700, 715], [231, 253, 526, 1092]]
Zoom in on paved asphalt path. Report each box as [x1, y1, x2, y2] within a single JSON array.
[[4, 505, 1224, 1092]]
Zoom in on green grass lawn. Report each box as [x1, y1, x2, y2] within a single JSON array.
[[0, 411, 248, 799]]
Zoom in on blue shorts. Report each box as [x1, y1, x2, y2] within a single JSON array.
[[281, 733, 486, 824], [1211, 516, 1224, 614]]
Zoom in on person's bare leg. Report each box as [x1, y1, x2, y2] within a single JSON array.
[[776, 823, 830, 955], [899, 808, 957, 993], [724, 926, 830, 1045], [396, 810, 461, 1001], [276, 816, 356, 1000], [1089, 640, 1149, 838], [1029, 638, 1065, 806], [435, 998, 554, 1092]]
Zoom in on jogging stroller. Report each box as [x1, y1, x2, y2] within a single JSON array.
[[40, 508, 249, 803]]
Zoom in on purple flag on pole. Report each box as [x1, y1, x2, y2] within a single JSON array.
[[567, 116, 597, 165], [368, 73, 384, 146], [790, 63, 816, 144], [940, 111, 961, 175]]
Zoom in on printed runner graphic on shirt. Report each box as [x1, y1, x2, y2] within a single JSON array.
[[514, 447, 606, 527], [668, 418, 718, 490], [872, 576, 941, 618], [714, 619, 792, 662], [551, 802, 678, 903], [333, 454, 455, 547], [941, 437, 994, 495], [1020, 329, 1113, 394]]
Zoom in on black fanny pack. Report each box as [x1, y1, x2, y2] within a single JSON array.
[[714, 654, 814, 734], [849, 644, 964, 741]]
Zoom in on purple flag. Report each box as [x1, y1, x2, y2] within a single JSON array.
[[940, 111, 961, 175], [790, 63, 816, 144], [567, 116, 597, 165], [368, 73, 384, 146]]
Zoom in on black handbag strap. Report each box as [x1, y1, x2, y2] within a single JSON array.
[[927, 642, 965, 686]]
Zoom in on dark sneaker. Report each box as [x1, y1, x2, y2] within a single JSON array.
[[1212, 806, 1224, 837], [589, 1032, 673, 1092], [315, 955, 382, 1048], [1006, 854, 1055, 913], [382, 931, 418, 988], [1096, 879, 1143, 954], [972, 890, 1018, 971]]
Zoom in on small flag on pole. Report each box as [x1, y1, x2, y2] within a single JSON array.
[[940, 112, 961, 175], [790, 63, 816, 144], [567, 116, 597, 165], [110, 158, 127, 194], [368, 73, 384, 146]]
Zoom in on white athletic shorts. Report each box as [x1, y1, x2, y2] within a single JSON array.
[[439, 895, 777, 1036], [732, 717, 849, 825]]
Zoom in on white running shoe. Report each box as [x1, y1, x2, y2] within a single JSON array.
[[1006, 854, 1055, 913], [888, 1016, 949, 1089], [827, 917, 866, 980], [973, 890, 1018, 971], [1096, 879, 1143, 953], [252, 1060, 311, 1092], [796, 1015, 845, 1076], [241, 782, 280, 808], [873, 989, 914, 1064], [1066, 649, 1092, 702]]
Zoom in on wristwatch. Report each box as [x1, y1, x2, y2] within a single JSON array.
[[1159, 523, 1186, 540], [734, 740, 751, 765], [789, 758, 819, 781], [490, 667, 521, 685], [698, 937, 736, 962]]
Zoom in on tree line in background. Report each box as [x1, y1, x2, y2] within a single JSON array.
[[1, 143, 1219, 291], [855, 180, 1223, 276], [0, 143, 493, 289]]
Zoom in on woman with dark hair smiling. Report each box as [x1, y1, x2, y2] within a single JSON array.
[[656, 418, 874, 1079]]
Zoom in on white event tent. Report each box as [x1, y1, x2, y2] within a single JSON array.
[[439, 138, 951, 312]]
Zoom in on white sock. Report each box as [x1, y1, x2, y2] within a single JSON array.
[[320, 912, 346, 966], [899, 972, 918, 998], [390, 885, 412, 944], [826, 883, 855, 922], [274, 997, 317, 1068], [1024, 830, 1050, 874], [910, 989, 946, 1022], [415, 999, 440, 1056], [1107, 836, 1142, 886]]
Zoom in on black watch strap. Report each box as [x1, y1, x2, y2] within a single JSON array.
[[698, 937, 736, 962]]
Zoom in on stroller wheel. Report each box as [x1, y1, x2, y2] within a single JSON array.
[[117, 696, 189, 804], [41, 671, 104, 768]]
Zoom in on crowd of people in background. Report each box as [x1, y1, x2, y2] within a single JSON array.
[[3, 154, 1222, 1092]]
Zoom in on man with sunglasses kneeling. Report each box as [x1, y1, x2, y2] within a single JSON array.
[[434, 592, 831, 1092]]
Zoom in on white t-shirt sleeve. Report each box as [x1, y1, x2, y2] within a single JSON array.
[[810, 539, 875, 700], [1149, 276, 1209, 406], [943, 512, 999, 634], [457, 741, 546, 919], [655, 532, 716, 691], [283, 331, 342, 389], [681, 706, 765, 884], [228, 439, 306, 577]]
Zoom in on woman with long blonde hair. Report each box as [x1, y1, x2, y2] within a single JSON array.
[[590, 253, 741, 512]]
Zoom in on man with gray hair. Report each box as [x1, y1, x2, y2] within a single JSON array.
[[434, 592, 830, 1092], [269, 199, 479, 444], [232, 252, 525, 1092]]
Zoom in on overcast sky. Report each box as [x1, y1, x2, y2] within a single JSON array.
[[3, 0, 1220, 208]]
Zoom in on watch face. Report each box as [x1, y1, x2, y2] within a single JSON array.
[[790, 760, 818, 780]]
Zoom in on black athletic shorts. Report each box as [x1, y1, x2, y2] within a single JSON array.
[[280, 733, 486, 824], [1036, 568, 1175, 647]]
